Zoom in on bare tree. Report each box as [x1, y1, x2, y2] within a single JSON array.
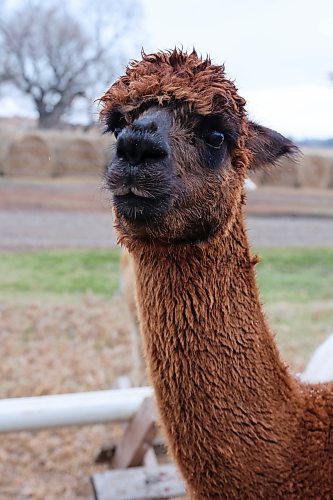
[[0, 1, 142, 128]]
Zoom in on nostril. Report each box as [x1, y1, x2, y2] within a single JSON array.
[[117, 135, 141, 164], [117, 132, 168, 165]]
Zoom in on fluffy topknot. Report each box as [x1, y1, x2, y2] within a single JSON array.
[[99, 49, 247, 124]]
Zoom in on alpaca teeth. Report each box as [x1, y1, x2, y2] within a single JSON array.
[[112, 186, 131, 196], [112, 185, 153, 198], [130, 186, 152, 198]]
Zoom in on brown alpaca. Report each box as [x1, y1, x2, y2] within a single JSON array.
[[100, 50, 333, 498]]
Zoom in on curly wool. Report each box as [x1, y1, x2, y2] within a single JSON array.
[[100, 48, 251, 173], [100, 49, 246, 119]]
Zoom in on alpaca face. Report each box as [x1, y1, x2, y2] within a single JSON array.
[[105, 102, 244, 243], [101, 49, 296, 245]]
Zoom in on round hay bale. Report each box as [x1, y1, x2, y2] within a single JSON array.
[[0, 131, 20, 175], [298, 155, 332, 189], [328, 161, 333, 189], [259, 157, 299, 188], [98, 135, 115, 171], [53, 136, 105, 176], [4, 134, 54, 176]]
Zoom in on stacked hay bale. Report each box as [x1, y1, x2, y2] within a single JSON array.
[[300, 148, 333, 189], [298, 154, 332, 189], [99, 134, 115, 172], [49, 132, 107, 177], [252, 156, 300, 188], [326, 165, 333, 189], [249, 148, 333, 190], [2, 130, 112, 177], [3, 134, 54, 177], [0, 130, 21, 175]]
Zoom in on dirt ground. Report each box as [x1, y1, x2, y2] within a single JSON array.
[[0, 177, 332, 499], [2, 210, 333, 249], [0, 294, 141, 499]]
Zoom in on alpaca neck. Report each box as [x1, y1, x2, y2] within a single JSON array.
[[132, 208, 301, 496]]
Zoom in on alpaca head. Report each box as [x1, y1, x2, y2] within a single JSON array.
[[101, 49, 296, 245]]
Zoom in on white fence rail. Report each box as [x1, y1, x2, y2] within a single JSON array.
[[0, 387, 153, 433]]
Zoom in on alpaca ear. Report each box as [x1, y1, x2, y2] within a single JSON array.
[[247, 121, 299, 170]]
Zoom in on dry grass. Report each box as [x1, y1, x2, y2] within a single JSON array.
[[265, 301, 333, 372], [0, 292, 331, 498], [0, 295, 135, 398], [0, 293, 138, 499]]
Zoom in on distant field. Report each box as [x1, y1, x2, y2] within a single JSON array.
[[0, 247, 332, 302], [257, 248, 333, 302], [0, 249, 121, 301]]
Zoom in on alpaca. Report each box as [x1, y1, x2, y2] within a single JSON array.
[[100, 50, 333, 498]]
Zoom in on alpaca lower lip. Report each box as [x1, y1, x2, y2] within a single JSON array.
[[113, 192, 171, 222]]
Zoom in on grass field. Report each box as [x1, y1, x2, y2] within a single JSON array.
[[257, 248, 333, 302], [0, 249, 121, 300], [0, 247, 331, 302]]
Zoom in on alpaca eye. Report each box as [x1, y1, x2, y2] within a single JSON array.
[[202, 130, 225, 148]]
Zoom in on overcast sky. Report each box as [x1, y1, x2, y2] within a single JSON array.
[[139, 0, 333, 139], [1, 0, 332, 139]]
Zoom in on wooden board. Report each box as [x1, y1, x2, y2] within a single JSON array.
[[110, 397, 157, 468], [91, 463, 186, 499]]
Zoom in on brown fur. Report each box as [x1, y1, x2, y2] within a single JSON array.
[[100, 49, 247, 126], [101, 49, 333, 498]]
